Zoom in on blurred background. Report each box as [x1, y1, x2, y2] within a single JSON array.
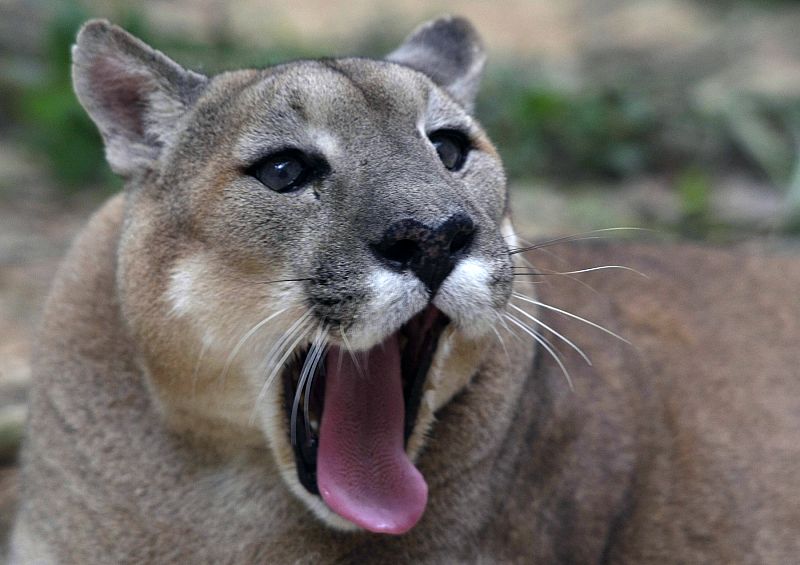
[[2, 0, 800, 541]]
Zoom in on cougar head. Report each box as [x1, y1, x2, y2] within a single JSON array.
[[72, 16, 515, 534]]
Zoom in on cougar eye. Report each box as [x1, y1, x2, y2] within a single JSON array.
[[428, 130, 470, 171], [247, 150, 320, 193]]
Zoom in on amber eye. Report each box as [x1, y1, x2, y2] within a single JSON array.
[[247, 150, 323, 193], [428, 130, 470, 171]]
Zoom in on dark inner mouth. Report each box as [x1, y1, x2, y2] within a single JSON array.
[[281, 305, 450, 495]]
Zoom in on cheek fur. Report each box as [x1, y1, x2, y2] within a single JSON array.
[[434, 257, 504, 339], [342, 268, 428, 350]]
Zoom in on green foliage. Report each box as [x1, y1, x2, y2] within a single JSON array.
[[16, 2, 115, 189], [7, 5, 800, 238], [12, 3, 318, 190], [478, 72, 656, 181], [675, 168, 713, 239], [717, 97, 794, 184], [708, 96, 800, 233], [784, 151, 800, 234]]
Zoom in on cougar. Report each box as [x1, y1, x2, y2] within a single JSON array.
[[10, 15, 800, 564]]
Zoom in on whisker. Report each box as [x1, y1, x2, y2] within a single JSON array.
[[339, 328, 365, 379], [190, 340, 209, 398], [555, 265, 647, 278], [506, 311, 566, 363], [336, 333, 346, 376], [514, 233, 573, 267], [491, 324, 511, 363], [511, 247, 603, 294], [289, 322, 328, 445], [510, 276, 548, 283], [495, 311, 522, 341], [250, 313, 314, 424], [260, 310, 313, 386], [219, 307, 289, 385], [260, 277, 315, 285], [302, 323, 329, 439], [508, 227, 650, 255], [514, 267, 598, 293], [514, 254, 538, 272], [511, 252, 559, 294], [508, 302, 592, 365], [263, 317, 313, 392], [505, 312, 574, 391], [507, 231, 603, 295], [291, 328, 319, 446], [509, 236, 603, 254], [512, 265, 647, 278], [512, 292, 630, 344]]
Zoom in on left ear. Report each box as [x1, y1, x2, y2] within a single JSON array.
[[386, 16, 486, 112], [72, 19, 208, 177]]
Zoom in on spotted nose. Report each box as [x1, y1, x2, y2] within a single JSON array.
[[371, 213, 476, 294]]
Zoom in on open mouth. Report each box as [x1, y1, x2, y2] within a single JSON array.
[[281, 305, 449, 534]]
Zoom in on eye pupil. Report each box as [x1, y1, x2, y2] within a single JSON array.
[[262, 157, 302, 189], [248, 150, 318, 193], [434, 140, 458, 169], [428, 130, 469, 171], [273, 159, 300, 182]]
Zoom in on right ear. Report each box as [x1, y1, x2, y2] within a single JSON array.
[[386, 16, 486, 112], [71, 20, 207, 177]]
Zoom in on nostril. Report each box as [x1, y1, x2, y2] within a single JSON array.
[[377, 239, 420, 268], [444, 213, 476, 259], [449, 228, 474, 256]]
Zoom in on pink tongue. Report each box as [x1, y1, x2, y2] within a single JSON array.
[[317, 335, 428, 534]]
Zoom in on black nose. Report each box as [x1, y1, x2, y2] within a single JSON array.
[[371, 213, 476, 294]]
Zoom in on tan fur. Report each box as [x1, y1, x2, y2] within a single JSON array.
[[11, 16, 800, 564]]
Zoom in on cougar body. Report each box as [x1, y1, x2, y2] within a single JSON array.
[[11, 16, 800, 564]]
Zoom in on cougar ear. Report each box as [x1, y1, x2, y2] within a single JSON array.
[[71, 19, 207, 177], [386, 16, 486, 111]]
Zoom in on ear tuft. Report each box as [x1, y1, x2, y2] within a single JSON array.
[[386, 16, 486, 111], [72, 19, 207, 176]]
